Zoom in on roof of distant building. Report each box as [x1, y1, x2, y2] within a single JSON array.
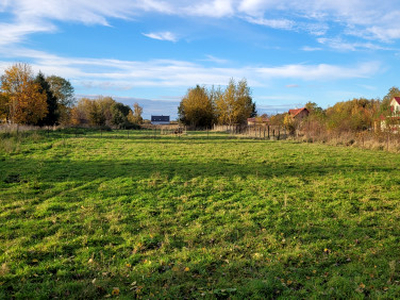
[[288, 107, 309, 117], [151, 115, 170, 122], [392, 97, 400, 105]]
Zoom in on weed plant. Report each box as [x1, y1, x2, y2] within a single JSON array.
[[1, 130, 400, 298]]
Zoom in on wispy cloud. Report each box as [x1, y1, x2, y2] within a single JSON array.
[[189, 0, 234, 18], [254, 61, 380, 81], [0, 21, 55, 45], [1, 0, 400, 48], [245, 17, 295, 30], [301, 46, 323, 52], [0, 47, 381, 92], [142, 31, 178, 42], [317, 37, 394, 51], [201, 55, 229, 64], [246, 16, 328, 36]]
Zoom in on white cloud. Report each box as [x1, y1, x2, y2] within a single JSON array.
[[189, 0, 234, 18], [238, 0, 281, 16], [0, 21, 54, 45], [245, 17, 295, 30], [302, 46, 323, 51], [142, 31, 178, 42], [201, 55, 229, 64], [239, 0, 400, 42], [254, 61, 380, 81], [317, 37, 393, 51], [245, 16, 328, 35], [0, 47, 381, 91], [1, 0, 400, 47]]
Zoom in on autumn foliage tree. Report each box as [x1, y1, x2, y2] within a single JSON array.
[[0, 63, 47, 125], [178, 79, 256, 128], [215, 78, 256, 126], [325, 98, 379, 132], [127, 102, 143, 125], [71, 96, 136, 128], [0, 92, 8, 121], [178, 85, 215, 128]]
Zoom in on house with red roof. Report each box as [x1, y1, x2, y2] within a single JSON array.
[[380, 97, 400, 131], [288, 107, 309, 120], [390, 97, 400, 114]]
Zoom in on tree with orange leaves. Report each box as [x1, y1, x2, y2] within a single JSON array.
[[0, 63, 47, 125]]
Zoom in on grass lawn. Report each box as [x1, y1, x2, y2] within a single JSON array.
[[1, 130, 400, 299]]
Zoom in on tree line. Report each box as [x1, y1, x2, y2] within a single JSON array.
[[2, 62, 400, 134], [178, 78, 257, 128], [271, 87, 400, 136], [0, 63, 143, 128], [71, 97, 143, 129]]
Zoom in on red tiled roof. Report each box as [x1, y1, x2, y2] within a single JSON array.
[[392, 97, 400, 105], [288, 107, 309, 117]]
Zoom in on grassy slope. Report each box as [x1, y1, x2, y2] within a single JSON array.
[[1, 130, 400, 299]]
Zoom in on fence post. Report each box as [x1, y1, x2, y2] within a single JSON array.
[[387, 133, 390, 151]]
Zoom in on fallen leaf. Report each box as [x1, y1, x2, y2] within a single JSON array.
[[112, 287, 120, 296]]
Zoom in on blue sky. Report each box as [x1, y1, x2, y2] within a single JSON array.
[[1, 0, 400, 119]]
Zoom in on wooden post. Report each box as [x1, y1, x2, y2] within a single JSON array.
[[387, 133, 390, 151], [278, 126, 280, 140], [268, 126, 270, 139]]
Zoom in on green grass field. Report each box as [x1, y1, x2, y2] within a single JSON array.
[[1, 130, 400, 299]]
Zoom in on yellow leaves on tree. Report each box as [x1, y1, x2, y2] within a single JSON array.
[[127, 102, 143, 125], [215, 78, 256, 126], [1, 63, 47, 124], [178, 85, 215, 128]]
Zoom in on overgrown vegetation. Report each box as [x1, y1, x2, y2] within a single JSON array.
[[178, 79, 256, 128], [1, 130, 400, 298], [0, 63, 143, 129], [276, 87, 400, 137]]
